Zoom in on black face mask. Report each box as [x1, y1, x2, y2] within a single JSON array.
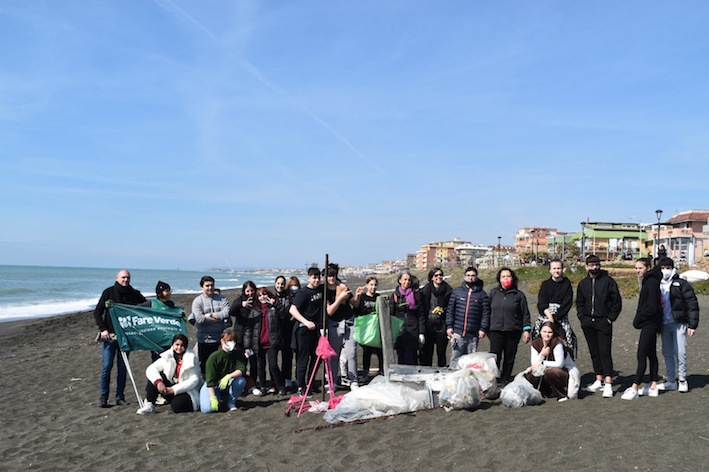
[[588, 268, 601, 276]]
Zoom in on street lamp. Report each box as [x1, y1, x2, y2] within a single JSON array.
[[580, 222, 586, 261], [497, 236, 501, 267], [655, 209, 663, 261]]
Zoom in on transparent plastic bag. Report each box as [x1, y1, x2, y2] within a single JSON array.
[[500, 372, 543, 408], [454, 352, 499, 399], [323, 376, 431, 424], [438, 368, 481, 411]]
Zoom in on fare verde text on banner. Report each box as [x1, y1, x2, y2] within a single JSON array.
[[108, 303, 187, 352]]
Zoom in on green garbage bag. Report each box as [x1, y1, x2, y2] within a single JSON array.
[[354, 313, 403, 349]]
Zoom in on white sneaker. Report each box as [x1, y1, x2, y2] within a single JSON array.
[[657, 381, 677, 391], [251, 387, 262, 396], [136, 402, 155, 415], [585, 379, 603, 393], [648, 387, 659, 397], [678, 380, 689, 393], [557, 397, 569, 403], [621, 387, 638, 400], [602, 383, 614, 398]]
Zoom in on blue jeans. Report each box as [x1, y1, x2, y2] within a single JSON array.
[[199, 376, 247, 413], [100, 340, 127, 399], [449, 335, 478, 368]]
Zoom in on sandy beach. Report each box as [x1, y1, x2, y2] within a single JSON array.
[[1, 288, 707, 472]]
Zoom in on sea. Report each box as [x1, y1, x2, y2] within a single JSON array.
[[0, 265, 300, 323]]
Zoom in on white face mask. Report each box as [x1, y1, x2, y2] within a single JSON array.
[[661, 269, 673, 280], [290, 286, 299, 292], [225, 341, 236, 352]]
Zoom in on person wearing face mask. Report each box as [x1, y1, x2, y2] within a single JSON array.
[[657, 258, 700, 393], [137, 334, 202, 414], [534, 260, 577, 359], [199, 331, 247, 413], [488, 267, 531, 384], [576, 254, 622, 398], [445, 267, 490, 368]]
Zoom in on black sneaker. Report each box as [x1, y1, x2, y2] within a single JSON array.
[[98, 395, 109, 408], [115, 398, 129, 406]]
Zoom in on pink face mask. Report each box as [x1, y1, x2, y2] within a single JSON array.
[[501, 279, 513, 290]]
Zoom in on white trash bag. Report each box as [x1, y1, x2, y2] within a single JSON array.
[[500, 372, 543, 408], [323, 376, 431, 424], [438, 368, 481, 411], [453, 352, 500, 399]]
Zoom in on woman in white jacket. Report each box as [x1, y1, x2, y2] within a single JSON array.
[[525, 322, 580, 402], [136, 334, 202, 414]]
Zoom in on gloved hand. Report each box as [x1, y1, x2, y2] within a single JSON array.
[[419, 334, 425, 346], [219, 374, 231, 390], [210, 395, 219, 412]]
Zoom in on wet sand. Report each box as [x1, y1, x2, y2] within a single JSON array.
[[1, 289, 707, 471]]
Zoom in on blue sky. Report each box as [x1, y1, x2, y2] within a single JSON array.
[[1, 1, 708, 270]]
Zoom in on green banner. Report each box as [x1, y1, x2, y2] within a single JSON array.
[[108, 303, 187, 352]]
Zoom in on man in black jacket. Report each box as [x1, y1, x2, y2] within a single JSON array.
[[576, 255, 622, 398], [94, 269, 146, 408], [657, 258, 700, 393]]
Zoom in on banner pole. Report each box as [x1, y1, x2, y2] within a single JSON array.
[[322, 254, 329, 401], [121, 351, 143, 409]]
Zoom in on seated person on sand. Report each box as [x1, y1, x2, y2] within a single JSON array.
[[199, 331, 247, 413], [137, 334, 202, 414], [525, 322, 580, 402]]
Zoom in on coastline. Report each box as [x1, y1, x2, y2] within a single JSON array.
[[2, 290, 708, 471]]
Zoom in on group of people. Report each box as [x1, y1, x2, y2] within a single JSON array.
[[93, 253, 700, 413]]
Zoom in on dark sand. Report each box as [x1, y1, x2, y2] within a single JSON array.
[[1, 288, 708, 471]]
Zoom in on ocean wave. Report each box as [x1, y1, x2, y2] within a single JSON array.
[[0, 298, 98, 322]]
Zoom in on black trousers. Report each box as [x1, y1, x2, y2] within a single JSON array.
[[419, 330, 448, 367], [294, 327, 318, 388], [256, 346, 284, 389], [581, 318, 614, 378], [145, 373, 193, 413], [488, 330, 522, 380]]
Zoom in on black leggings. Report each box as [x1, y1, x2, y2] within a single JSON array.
[[145, 374, 194, 413], [634, 327, 659, 385]]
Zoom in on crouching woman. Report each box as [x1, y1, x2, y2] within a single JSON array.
[[199, 331, 248, 413], [137, 333, 201, 414], [525, 322, 580, 402]]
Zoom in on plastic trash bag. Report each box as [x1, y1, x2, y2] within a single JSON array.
[[438, 368, 481, 411], [323, 376, 431, 424], [453, 352, 500, 399], [500, 372, 543, 408]]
